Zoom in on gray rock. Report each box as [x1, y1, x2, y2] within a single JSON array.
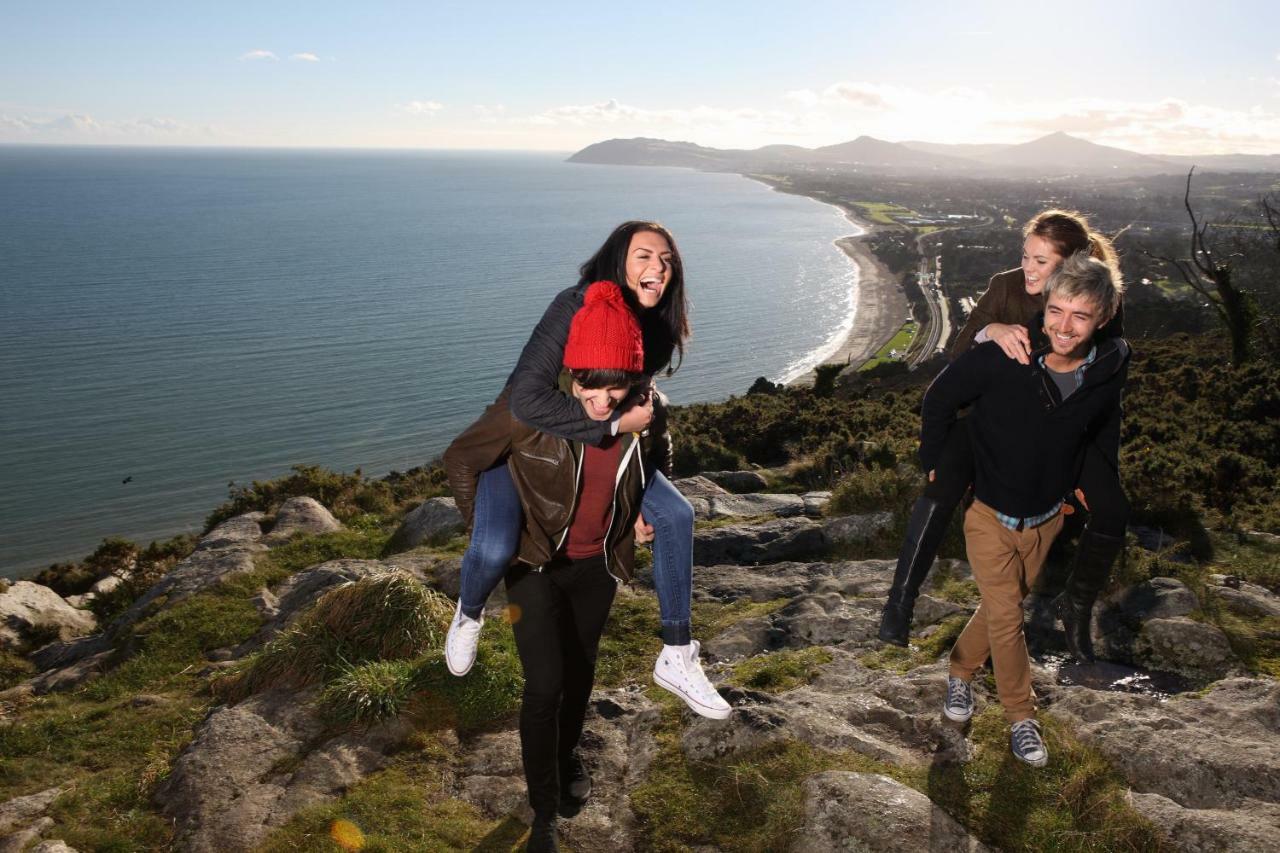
[[386, 497, 465, 553], [1130, 525, 1178, 553], [707, 493, 805, 520], [454, 687, 662, 850], [822, 512, 896, 546], [198, 512, 266, 550], [687, 496, 711, 520], [793, 771, 992, 853], [1048, 678, 1280, 810], [911, 594, 970, 628], [0, 581, 97, 653], [1242, 529, 1280, 547], [29, 842, 78, 853], [702, 470, 769, 493], [1110, 577, 1199, 621], [1129, 791, 1280, 852], [671, 476, 730, 499], [63, 593, 94, 609], [1208, 575, 1280, 619], [0, 786, 64, 835], [692, 559, 895, 605], [28, 649, 114, 694], [155, 687, 410, 853], [1133, 617, 1234, 681], [0, 816, 53, 853], [693, 518, 826, 566], [801, 491, 832, 517], [264, 496, 342, 544]]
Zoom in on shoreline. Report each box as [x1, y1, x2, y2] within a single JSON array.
[[745, 177, 909, 386]]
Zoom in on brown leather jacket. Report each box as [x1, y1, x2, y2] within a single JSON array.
[[443, 381, 669, 584]]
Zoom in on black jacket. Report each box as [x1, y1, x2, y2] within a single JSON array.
[[920, 337, 1131, 519], [506, 282, 675, 445]]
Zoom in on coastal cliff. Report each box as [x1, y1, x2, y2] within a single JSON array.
[[2, 333, 1278, 851]]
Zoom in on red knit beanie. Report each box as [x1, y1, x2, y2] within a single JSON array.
[[563, 281, 644, 373]]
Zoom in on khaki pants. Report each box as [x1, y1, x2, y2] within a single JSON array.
[[949, 499, 1064, 722]]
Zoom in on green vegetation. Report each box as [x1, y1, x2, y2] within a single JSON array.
[[860, 614, 969, 673], [859, 321, 918, 371], [216, 571, 451, 703], [851, 200, 919, 225], [205, 462, 448, 531], [730, 647, 833, 693]]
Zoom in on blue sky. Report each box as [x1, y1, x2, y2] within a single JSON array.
[[3, 1, 1279, 153]]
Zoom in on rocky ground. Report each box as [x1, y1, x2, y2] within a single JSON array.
[[2, 478, 1279, 851]]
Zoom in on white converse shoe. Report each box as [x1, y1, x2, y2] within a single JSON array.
[[653, 640, 731, 719], [445, 601, 484, 677]]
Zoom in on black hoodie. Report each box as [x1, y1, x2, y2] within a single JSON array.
[[920, 336, 1131, 519]]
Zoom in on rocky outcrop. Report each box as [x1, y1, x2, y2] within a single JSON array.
[[1129, 791, 1280, 852], [694, 518, 826, 566], [263, 496, 342, 544], [1133, 617, 1236, 681], [1048, 678, 1280, 810], [701, 470, 769, 493], [794, 772, 992, 852], [155, 687, 411, 853], [0, 582, 96, 652], [385, 497, 465, 553], [706, 492, 805, 520]]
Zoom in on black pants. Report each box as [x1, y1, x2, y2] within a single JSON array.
[[926, 418, 1129, 535], [505, 554, 617, 820]]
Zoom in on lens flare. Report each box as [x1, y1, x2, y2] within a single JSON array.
[[330, 818, 365, 850], [505, 603, 523, 625]]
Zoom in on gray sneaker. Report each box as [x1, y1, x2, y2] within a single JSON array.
[[1011, 718, 1049, 767], [943, 676, 975, 722]]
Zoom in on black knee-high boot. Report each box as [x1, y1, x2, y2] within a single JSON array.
[[878, 497, 950, 646], [1054, 527, 1125, 662]]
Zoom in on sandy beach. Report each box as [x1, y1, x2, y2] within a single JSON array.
[[783, 203, 910, 386]]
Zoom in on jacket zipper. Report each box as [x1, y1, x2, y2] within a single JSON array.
[[601, 434, 642, 583]]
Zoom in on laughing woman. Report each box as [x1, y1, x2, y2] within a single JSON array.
[[443, 220, 731, 719]]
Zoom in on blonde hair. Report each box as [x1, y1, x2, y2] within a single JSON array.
[[1043, 250, 1124, 323]]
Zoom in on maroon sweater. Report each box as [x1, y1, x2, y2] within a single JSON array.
[[565, 436, 623, 559]]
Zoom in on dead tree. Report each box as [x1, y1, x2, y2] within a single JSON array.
[[1146, 168, 1258, 365]]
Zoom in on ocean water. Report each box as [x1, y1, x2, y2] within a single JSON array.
[[0, 147, 860, 577]]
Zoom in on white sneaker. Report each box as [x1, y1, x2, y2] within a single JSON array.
[[445, 601, 484, 677], [653, 640, 731, 719]]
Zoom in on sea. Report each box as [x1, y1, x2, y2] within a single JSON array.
[[0, 147, 861, 577]]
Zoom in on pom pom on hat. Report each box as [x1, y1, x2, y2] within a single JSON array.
[[563, 281, 644, 373]]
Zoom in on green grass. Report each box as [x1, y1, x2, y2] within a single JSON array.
[[860, 614, 969, 673], [851, 200, 918, 225], [924, 709, 1165, 852], [255, 735, 526, 852], [859, 321, 918, 371], [730, 647, 833, 693]]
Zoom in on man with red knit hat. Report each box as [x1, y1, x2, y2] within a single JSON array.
[[444, 281, 674, 852]]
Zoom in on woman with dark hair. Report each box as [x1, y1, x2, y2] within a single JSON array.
[[444, 220, 731, 720], [878, 209, 1129, 662]]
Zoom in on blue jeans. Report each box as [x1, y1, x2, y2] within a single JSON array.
[[456, 463, 694, 645]]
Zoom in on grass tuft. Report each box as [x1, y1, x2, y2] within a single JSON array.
[[730, 647, 833, 693], [860, 613, 969, 673], [218, 571, 452, 702]]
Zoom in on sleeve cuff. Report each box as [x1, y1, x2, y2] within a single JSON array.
[[974, 326, 991, 344], [609, 418, 620, 436]]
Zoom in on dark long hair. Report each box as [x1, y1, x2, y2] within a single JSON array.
[[578, 221, 690, 376]]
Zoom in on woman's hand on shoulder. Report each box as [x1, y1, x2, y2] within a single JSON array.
[[616, 386, 654, 433], [986, 323, 1032, 364]]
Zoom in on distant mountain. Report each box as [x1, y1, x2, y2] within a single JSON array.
[[810, 135, 970, 169], [971, 132, 1174, 175], [567, 134, 1280, 177]]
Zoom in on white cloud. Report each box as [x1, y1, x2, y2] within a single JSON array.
[[290, 52, 320, 62], [397, 100, 445, 115], [239, 49, 278, 61], [0, 112, 216, 144]]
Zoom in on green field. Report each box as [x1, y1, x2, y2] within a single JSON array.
[[859, 321, 918, 370]]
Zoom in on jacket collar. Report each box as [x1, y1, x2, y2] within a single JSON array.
[[1029, 336, 1129, 389]]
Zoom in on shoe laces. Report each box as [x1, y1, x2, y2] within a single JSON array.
[[946, 677, 972, 710], [1011, 719, 1045, 754]]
